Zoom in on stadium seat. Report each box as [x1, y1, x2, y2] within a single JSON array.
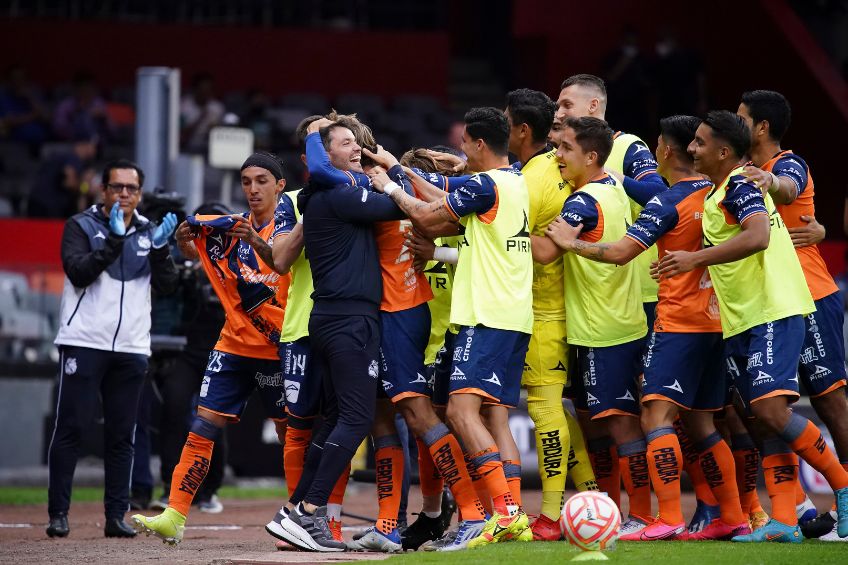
[[279, 92, 330, 116]]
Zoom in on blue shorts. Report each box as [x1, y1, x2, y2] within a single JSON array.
[[644, 301, 657, 334], [198, 350, 286, 422], [642, 332, 725, 411], [429, 330, 455, 407], [379, 304, 431, 402], [450, 325, 529, 408], [573, 337, 645, 419], [725, 316, 805, 409], [279, 338, 323, 424], [799, 292, 847, 397]]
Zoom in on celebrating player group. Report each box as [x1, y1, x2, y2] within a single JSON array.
[[130, 74, 848, 551]]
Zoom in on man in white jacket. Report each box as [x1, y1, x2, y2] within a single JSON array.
[[47, 159, 177, 539]]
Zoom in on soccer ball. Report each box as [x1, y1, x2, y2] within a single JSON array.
[[561, 491, 621, 551]]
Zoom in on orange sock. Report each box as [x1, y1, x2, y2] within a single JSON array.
[[588, 438, 621, 508], [696, 433, 745, 525], [426, 430, 486, 521], [618, 439, 651, 519], [168, 432, 214, 517], [470, 446, 515, 515], [374, 436, 404, 534], [328, 463, 350, 506], [674, 419, 718, 506], [787, 419, 848, 490], [646, 428, 683, 524], [283, 425, 312, 495], [465, 451, 493, 515], [794, 479, 806, 505], [417, 438, 444, 497], [762, 451, 798, 526], [502, 459, 522, 508], [731, 435, 760, 515]]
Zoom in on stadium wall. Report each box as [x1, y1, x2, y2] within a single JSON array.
[[0, 19, 450, 99]]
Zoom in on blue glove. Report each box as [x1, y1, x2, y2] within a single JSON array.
[[153, 212, 178, 248], [109, 203, 126, 236]]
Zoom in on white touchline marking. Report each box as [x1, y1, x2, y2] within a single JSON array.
[[0, 523, 32, 528], [185, 525, 242, 531]]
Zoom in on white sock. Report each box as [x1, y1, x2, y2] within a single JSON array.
[[424, 511, 441, 519], [326, 503, 342, 521]]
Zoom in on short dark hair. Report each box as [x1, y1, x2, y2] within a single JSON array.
[[562, 116, 614, 165], [295, 115, 323, 151], [560, 73, 607, 97], [740, 90, 791, 142], [464, 107, 509, 156], [702, 110, 751, 158], [506, 88, 556, 143], [659, 115, 701, 160], [102, 159, 145, 188]]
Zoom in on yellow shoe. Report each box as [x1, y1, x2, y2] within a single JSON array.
[[467, 511, 530, 548], [515, 525, 533, 542], [749, 510, 769, 531], [131, 507, 186, 546]]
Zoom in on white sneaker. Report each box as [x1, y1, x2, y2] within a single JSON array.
[[347, 526, 402, 552], [619, 515, 650, 537], [819, 522, 848, 542], [197, 494, 223, 514], [437, 519, 486, 552]]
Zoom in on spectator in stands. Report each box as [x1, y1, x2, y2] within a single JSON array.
[[180, 72, 225, 154], [445, 120, 466, 159], [650, 28, 707, 119], [0, 65, 49, 151], [46, 159, 178, 539], [242, 89, 278, 151], [601, 27, 651, 138], [53, 71, 114, 142], [27, 133, 98, 218]]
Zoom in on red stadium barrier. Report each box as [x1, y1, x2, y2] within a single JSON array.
[[0, 19, 449, 99]]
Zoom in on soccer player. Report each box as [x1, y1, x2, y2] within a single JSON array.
[[553, 75, 666, 516], [505, 88, 598, 540], [302, 119, 488, 553], [132, 152, 291, 545], [545, 115, 749, 541], [737, 90, 848, 540], [531, 116, 650, 537], [265, 115, 350, 546], [656, 110, 848, 543], [554, 74, 666, 321], [366, 107, 534, 549]]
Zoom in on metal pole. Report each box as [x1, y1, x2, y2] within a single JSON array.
[[135, 67, 180, 191]]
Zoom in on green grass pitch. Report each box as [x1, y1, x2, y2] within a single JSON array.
[[386, 539, 847, 565]]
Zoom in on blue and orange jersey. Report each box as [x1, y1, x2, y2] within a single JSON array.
[[188, 211, 291, 360], [624, 178, 721, 333], [762, 150, 838, 301], [615, 132, 662, 181], [442, 170, 503, 223], [558, 173, 617, 242], [376, 218, 433, 312]]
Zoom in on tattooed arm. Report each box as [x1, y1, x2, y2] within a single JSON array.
[[386, 188, 461, 238], [545, 216, 643, 265]]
